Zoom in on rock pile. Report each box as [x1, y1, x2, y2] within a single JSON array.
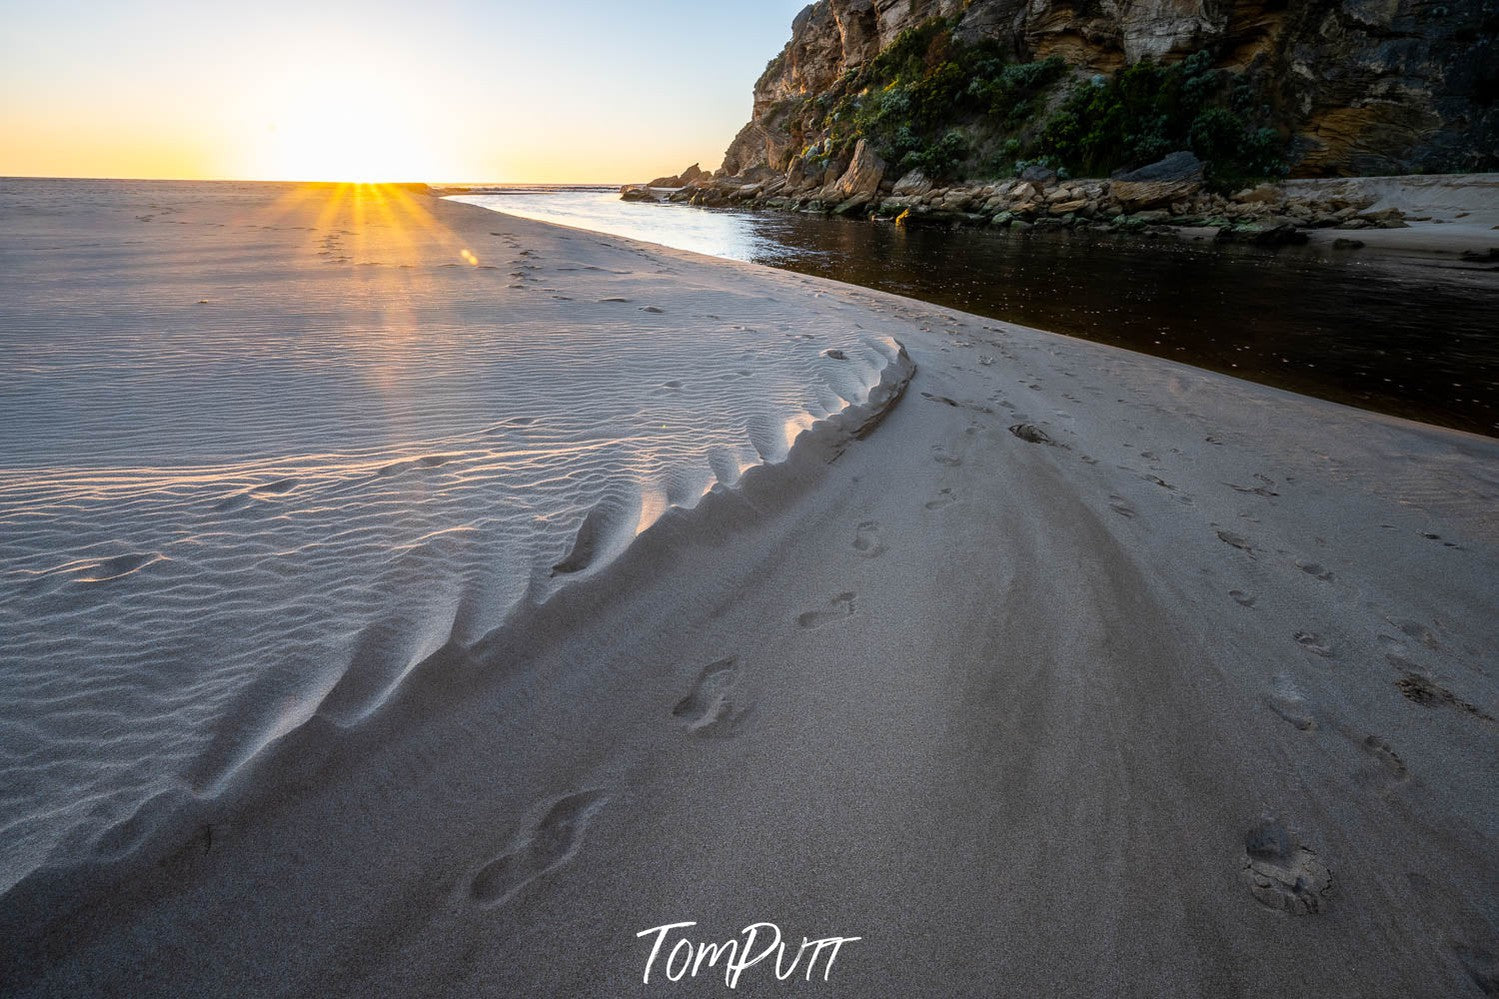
[[623, 152, 1411, 244]]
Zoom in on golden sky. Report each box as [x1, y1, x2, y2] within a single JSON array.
[[0, 0, 810, 183]]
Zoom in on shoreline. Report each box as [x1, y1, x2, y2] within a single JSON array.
[[460, 184, 1499, 439], [5, 187, 1499, 996]]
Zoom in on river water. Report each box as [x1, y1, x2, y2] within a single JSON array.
[[454, 188, 1499, 438]]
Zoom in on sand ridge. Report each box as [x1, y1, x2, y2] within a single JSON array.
[[0, 179, 914, 897]]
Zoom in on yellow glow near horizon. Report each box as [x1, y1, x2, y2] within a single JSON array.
[[0, 2, 819, 184], [238, 67, 458, 183]]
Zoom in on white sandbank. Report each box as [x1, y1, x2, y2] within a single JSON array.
[[2, 181, 1497, 997], [1287, 172, 1499, 254]]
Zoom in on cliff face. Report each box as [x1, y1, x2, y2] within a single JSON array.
[[720, 0, 1498, 178]]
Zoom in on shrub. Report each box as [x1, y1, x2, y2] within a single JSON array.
[[814, 17, 1074, 180], [1037, 52, 1287, 188], [901, 130, 970, 176], [969, 57, 1069, 125], [1189, 108, 1287, 189]]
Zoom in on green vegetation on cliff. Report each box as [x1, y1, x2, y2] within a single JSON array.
[[788, 17, 1288, 189], [1042, 52, 1287, 189]]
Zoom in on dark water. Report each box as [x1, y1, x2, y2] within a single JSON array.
[[458, 190, 1499, 437]]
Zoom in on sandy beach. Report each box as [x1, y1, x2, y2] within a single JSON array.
[[3, 182, 1497, 997]]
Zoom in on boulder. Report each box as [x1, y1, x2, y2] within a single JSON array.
[[892, 169, 933, 197], [620, 184, 663, 202], [1234, 183, 1284, 204], [831, 139, 887, 200], [941, 190, 977, 211], [1216, 220, 1309, 246], [1019, 163, 1058, 184], [784, 157, 820, 193], [1357, 207, 1406, 224], [833, 194, 873, 215], [1109, 152, 1204, 211]]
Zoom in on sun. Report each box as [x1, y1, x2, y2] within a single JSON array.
[[243, 64, 457, 183]]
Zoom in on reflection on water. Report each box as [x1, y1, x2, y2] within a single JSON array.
[[454, 189, 1499, 437]]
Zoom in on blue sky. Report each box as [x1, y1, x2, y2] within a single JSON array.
[[0, 0, 812, 181]]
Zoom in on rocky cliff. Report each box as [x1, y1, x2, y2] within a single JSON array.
[[718, 0, 1497, 180]]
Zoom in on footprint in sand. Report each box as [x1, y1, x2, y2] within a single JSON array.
[[1294, 632, 1335, 658], [1230, 590, 1257, 607], [1241, 820, 1333, 915], [1453, 945, 1499, 997], [1419, 530, 1466, 551], [853, 521, 886, 558], [1296, 561, 1334, 582], [1217, 530, 1255, 556], [469, 790, 607, 908], [1396, 620, 1443, 650], [932, 447, 963, 468], [1008, 423, 1055, 446], [1395, 671, 1495, 721], [1108, 495, 1136, 519], [1266, 676, 1316, 731], [673, 658, 743, 736], [1357, 733, 1409, 785], [797, 592, 857, 629], [925, 488, 957, 511]]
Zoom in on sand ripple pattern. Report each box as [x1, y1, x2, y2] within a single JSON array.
[[0, 179, 906, 892]]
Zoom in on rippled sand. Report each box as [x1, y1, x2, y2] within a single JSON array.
[[0, 179, 908, 892]]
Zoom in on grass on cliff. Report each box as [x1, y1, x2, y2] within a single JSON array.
[[777, 16, 1288, 190]]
